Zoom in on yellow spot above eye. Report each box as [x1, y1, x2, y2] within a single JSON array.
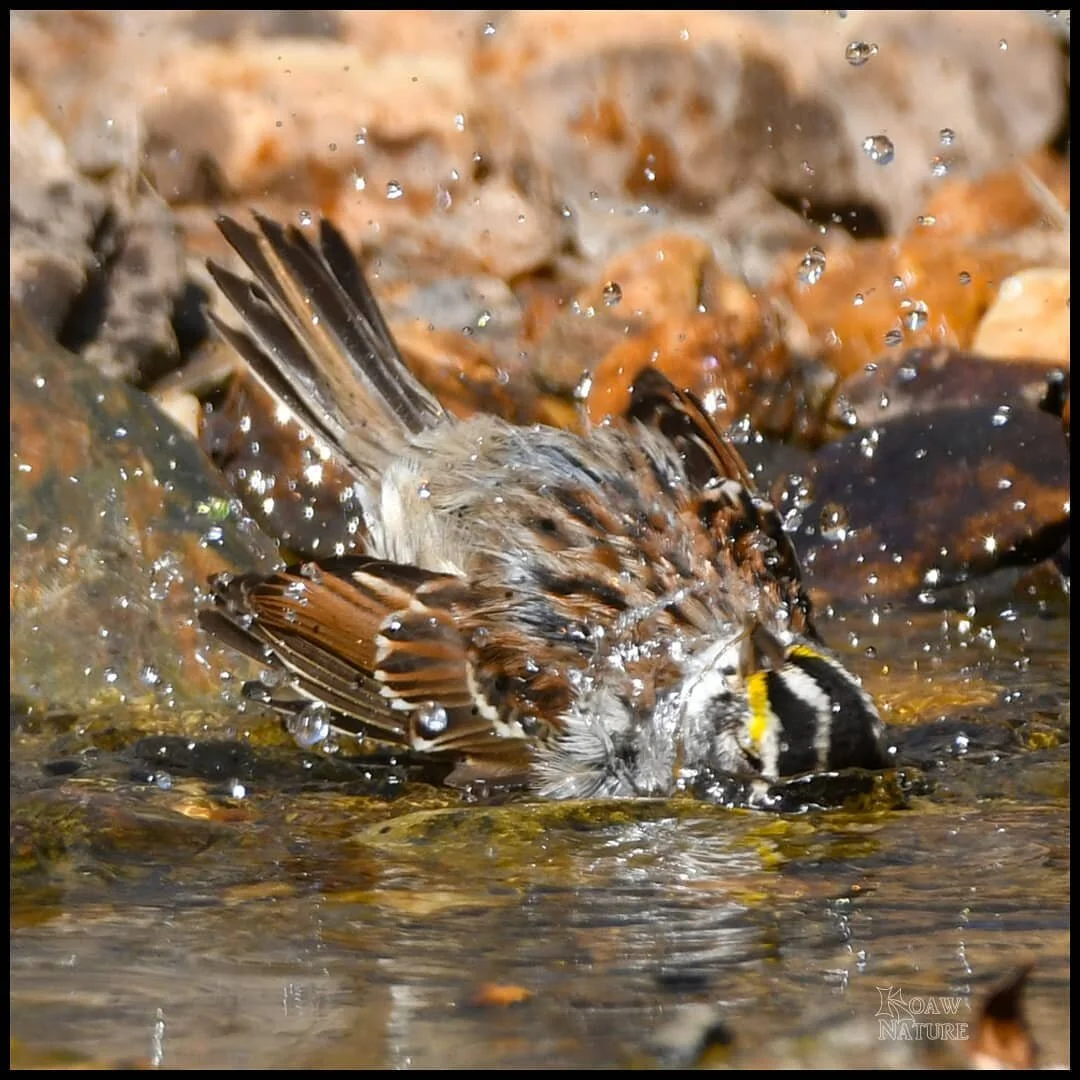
[[746, 671, 771, 747], [788, 644, 827, 663]]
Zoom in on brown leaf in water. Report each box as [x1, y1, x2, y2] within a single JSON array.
[[967, 962, 1037, 1070]]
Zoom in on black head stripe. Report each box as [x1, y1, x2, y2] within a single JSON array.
[[786, 648, 885, 771], [765, 670, 820, 776]]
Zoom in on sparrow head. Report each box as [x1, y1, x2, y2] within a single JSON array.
[[689, 622, 886, 782], [533, 621, 885, 799]]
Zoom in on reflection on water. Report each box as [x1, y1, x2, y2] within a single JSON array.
[[10, 609, 1070, 1067]]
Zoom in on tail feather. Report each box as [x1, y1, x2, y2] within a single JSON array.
[[208, 213, 446, 481]]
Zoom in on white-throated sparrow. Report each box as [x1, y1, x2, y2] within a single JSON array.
[[199, 213, 885, 798]]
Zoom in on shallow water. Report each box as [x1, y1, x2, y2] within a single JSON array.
[[9, 606, 1070, 1068]]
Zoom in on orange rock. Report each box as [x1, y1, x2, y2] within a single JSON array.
[[577, 233, 789, 426], [392, 321, 530, 423], [923, 149, 1069, 241], [576, 233, 713, 320], [587, 314, 741, 423], [777, 235, 1028, 379], [971, 267, 1070, 366]]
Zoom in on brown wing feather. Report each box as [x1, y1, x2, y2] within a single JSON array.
[[200, 556, 524, 757], [627, 367, 754, 491], [628, 367, 814, 636]]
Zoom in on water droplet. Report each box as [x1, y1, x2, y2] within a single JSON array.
[[991, 406, 1011, 427], [288, 702, 331, 748], [862, 134, 894, 165], [601, 281, 623, 306], [958, 271, 972, 286], [257, 665, 285, 689], [482, 20, 496, 35], [998, 38, 1008, 51], [901, 299, 929, 332], [417, 480, 432, 500], [283, 579, 307, 602], [939, 128, 956, 147], [230, 781, 247, 799], [352, 171, 366, 191], [797, 246, 827, 286], [386, 180, 404, 200], [845, 40, 878, 65], [853, 292, 864, 307], [416, 701, 449, 737], [819, 502, 852, 543], [929, 155, 949, 178], [834, 395, 859, 428], [884, 328, 904, 347], [454, 112, 466, 131], [297, 209, 313, 227]]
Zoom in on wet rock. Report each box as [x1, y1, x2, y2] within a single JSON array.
[[776, 235, 1030, 381], [779, 404, 1070, 605], [9, 78, 110, 337], [581, 234, 791, 423], [971, 267, 1071, 366], [10, 305, 279, 712], [888, 716, 1022, 772], [826, 346, 1069, 437], [129, 735, 418, 797]]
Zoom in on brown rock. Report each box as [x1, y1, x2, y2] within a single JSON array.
[[825, 346, 1069, 436], [780, 404, 1070, 605], [10, 305, 279, 711]]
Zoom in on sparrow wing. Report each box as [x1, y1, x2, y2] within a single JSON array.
[[199, 556, 530, 772], [626, 367, 754, 491], [207, 214, 446, 482], [627, 367, 813, 635]]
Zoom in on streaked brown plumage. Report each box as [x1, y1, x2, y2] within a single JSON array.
[[200, 213, 885, 798]]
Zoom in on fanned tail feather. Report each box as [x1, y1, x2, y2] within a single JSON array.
[[207, 213, 447, 482]]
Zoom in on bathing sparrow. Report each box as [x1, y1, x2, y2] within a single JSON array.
[[199, 213, 885, 798]]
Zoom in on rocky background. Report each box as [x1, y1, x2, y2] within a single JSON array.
[[10, 8, 1070, 717], [8, 12, 1071, 1070]]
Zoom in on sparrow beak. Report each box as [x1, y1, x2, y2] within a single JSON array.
[[738, 620, 788, 678]]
